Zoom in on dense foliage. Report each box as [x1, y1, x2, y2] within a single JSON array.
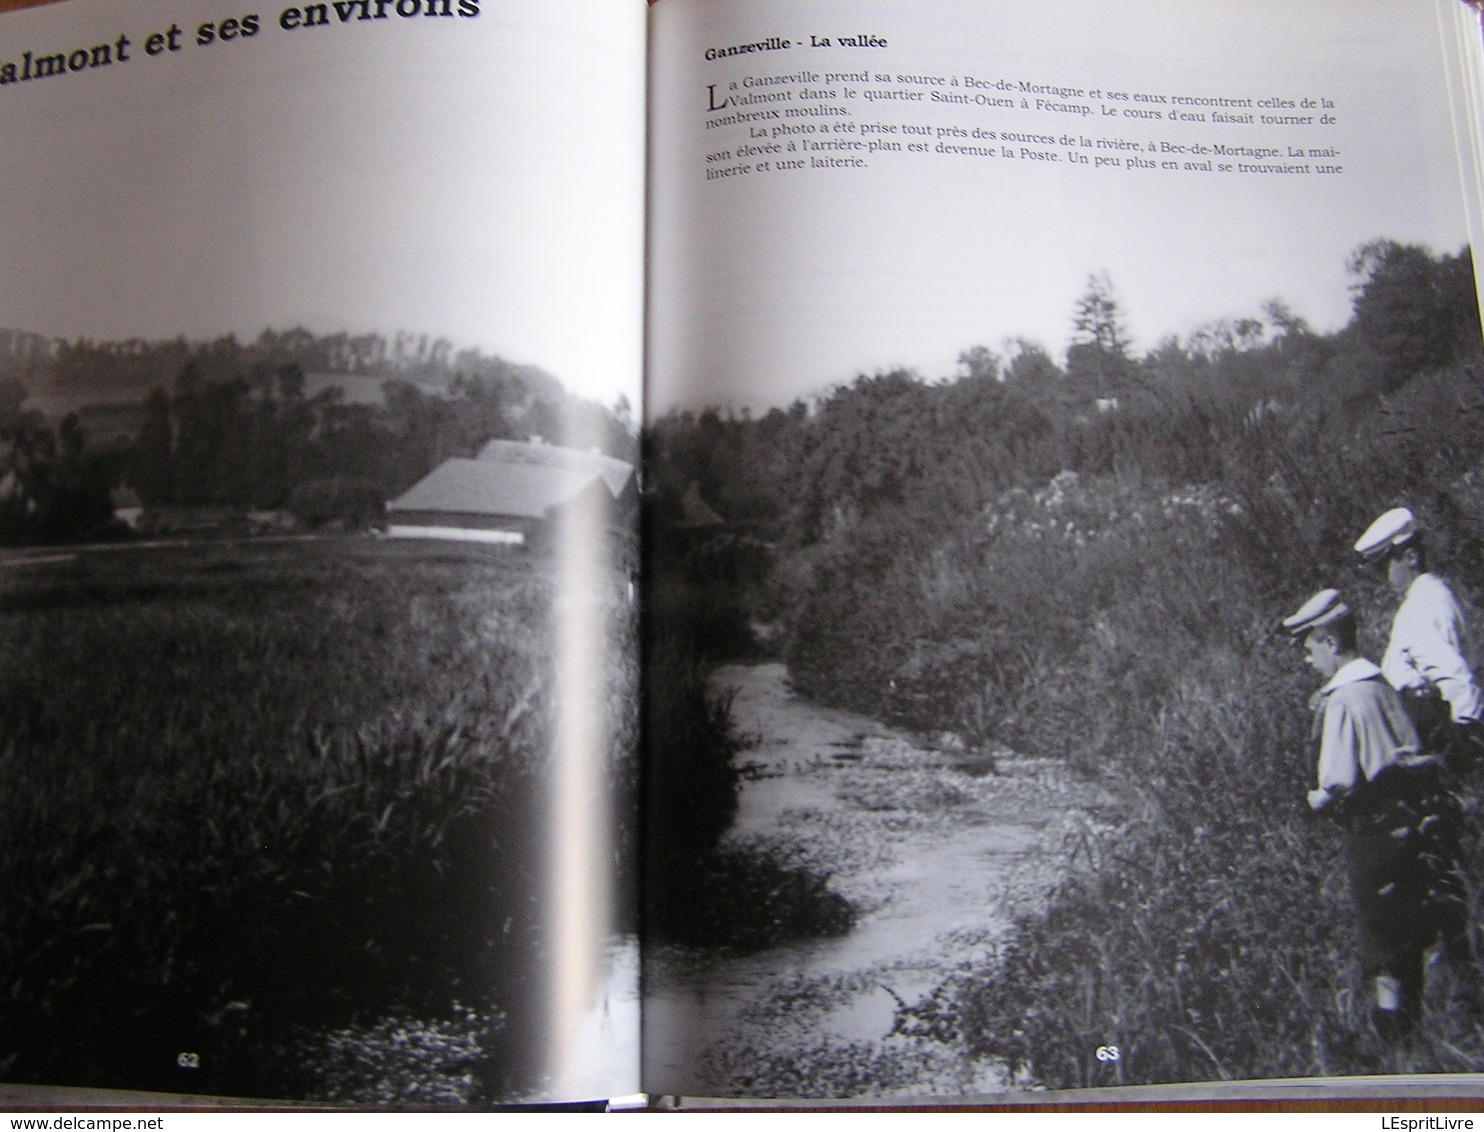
[[0, 540, 638, 1103]]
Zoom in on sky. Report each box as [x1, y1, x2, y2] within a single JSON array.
[[0, 0, 646, 409], [4, 0, 1477, 419], [647, 0, 1484, 413]]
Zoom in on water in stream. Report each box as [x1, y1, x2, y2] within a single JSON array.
[[643, 662, 1108, 1100]]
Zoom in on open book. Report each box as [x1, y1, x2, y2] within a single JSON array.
[[3, 0, 1484, 1109]]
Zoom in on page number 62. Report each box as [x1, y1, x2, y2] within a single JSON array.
[[1095, 1045, 1120, 1062]]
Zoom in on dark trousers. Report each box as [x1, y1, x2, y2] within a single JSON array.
[[1343, 763, 1466, 1013]]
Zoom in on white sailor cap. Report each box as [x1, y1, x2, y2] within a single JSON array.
[[1281, 588, 1351, 636], [1353, 507, 1418, 561]]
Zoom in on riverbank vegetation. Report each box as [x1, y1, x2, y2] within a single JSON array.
[[644, 239, 1484, 1085], [0, 538, 638, 1103]]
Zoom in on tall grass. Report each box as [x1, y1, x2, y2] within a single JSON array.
[[0, 538, 636, 1101]]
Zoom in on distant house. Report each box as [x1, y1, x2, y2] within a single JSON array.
[[387, 439, 635, 547]]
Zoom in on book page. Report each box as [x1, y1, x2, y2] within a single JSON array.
[[1440, 0, 1484, 278], [0, 0, 642, 1107], [644, 0, 1484, 1101]]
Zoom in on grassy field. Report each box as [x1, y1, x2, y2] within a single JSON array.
[[0, 535, 637, 1103]]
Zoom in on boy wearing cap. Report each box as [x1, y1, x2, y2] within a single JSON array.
[[1354, 506, 1482, 758], [1285, 587, 1461, 1037]]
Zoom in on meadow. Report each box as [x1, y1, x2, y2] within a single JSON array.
[[0, 535, 638, 1103]]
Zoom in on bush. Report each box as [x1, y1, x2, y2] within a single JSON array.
[[771, 353, 1484, 1086]]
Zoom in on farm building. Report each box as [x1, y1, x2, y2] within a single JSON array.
[[475, 438, 637, 509], [386, 439, 636, 547]]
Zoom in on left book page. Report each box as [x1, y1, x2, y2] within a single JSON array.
[[0, 0, 644, 1108]]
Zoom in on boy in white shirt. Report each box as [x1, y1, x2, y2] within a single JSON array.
[[1354, 507, 1482, 761]]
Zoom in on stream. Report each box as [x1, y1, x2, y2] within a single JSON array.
[[643, 662, 1109, 1100]]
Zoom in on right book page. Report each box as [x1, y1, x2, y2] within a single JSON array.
[[643, 0, 1484, 1103]]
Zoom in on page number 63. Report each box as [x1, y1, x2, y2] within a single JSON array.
[[1095, 1045, 1120, 1062]]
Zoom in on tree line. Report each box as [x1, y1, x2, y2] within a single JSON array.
[[647, 239, 1480, 562], [0, 328, 636, 545]]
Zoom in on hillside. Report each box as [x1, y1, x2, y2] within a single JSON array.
[[0, 326, 635, 545]]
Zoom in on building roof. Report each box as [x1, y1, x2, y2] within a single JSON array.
[[477, 439, 634, 499], [679, 481, 725, 528], [387, 458, 601, 520]]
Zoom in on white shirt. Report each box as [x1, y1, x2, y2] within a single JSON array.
[[1382, 573, 1483, 723], [1310, 658, 1420, 809]]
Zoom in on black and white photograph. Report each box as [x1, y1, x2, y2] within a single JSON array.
[[0, 0, 645, 1107], [641, 0, 1484, 1101], [8, 0, 1484, 1113]]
